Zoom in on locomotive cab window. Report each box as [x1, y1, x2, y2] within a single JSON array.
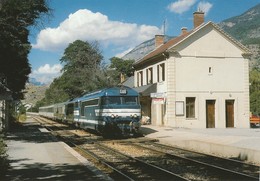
[[101, 96, 138, 105], [123, 96, 138, 105]]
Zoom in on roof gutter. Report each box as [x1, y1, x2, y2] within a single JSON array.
[[133, 52, 169, 68]]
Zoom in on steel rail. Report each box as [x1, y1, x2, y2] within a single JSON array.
[[151, 141, 259, 166], [33, 116, 135, 180], [96, 142, 190, 181], [132, 142, 259, 181], [144, 141, 260, 177], [76, 143, 135, 181]]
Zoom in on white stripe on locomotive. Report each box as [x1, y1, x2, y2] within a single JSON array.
[[95, 109, 141, 117]]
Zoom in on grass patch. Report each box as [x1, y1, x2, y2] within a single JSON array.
[[18, 114, 27, 122]]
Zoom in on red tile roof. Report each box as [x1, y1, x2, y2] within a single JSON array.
[[133, 21, 251, 67], [134, 29, 194, 66]]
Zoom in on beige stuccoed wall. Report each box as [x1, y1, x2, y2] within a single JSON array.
[[165, 25, 250, 128], [134, 24, 250, 128]]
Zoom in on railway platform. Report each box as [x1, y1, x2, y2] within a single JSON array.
[[5, 116, 111, 181], [140, 125, 260, 165]]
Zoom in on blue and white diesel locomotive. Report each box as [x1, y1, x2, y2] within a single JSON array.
[[39, 86, 141, 137]]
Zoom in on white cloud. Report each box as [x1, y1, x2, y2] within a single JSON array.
[[30, 64, 62, 84], [167, 0, 197, 14], [33, 9, 162, 52], [197, 1, 213, 16], [34, 64, 62, 74]]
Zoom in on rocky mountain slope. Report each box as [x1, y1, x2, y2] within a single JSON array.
[[123, 3, 260, 68], [219, 4, 260, 45], [22, 83, 48, 107], [122, 35, 173, 61], [219, 3, 260, 68]]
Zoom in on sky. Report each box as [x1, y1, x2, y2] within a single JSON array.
[[28, 0, 260, 84]]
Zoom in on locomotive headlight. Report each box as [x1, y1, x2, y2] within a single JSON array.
[[130, 114, 137, 118]]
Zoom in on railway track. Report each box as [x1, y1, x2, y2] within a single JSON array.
[[33, 116, 187, 180], [102, 140, 259, 181], [80, 142, 188, 181], [135, 141, 260, 178], [33, 116, 260, 180], [32, 116, 102, 141]]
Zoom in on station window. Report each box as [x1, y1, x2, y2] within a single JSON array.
[[186, 97, 195, 118], [157, 63, 165, 82], [146, 67, 153, 84], [137, 71, 143, 87]]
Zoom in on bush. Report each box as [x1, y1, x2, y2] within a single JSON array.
[[0, 134, 8, 179]]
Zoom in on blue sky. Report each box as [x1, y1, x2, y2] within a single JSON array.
[[29, 0, 260, 84]]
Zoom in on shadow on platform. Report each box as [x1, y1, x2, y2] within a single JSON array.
[[6, 121, 58, 144], [5, 162, 101, 181], [140, 126, 158, 135]]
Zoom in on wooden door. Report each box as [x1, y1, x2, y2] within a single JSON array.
[[206, 100, 215, 128], [226, 100, 234, 128]]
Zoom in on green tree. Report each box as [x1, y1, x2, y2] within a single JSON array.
[[0, 0, 50, 100], [35, 42, 136, 107], [60, 40, 104, 97], [41, 40, 109, 105], [109, 57, 135, 83], [249, 68, 260, 115], [43, 76, 70, 104]]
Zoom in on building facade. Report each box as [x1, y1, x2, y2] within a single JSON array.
[[133, 12, 251, 128]]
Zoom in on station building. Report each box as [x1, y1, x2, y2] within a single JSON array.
[[133, 12, 251, 128]]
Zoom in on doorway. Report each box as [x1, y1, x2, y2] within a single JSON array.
[[206, 100, 215, 128], [226, 100, 234, 128]]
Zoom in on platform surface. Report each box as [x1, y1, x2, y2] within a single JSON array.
[[141, 125, 260, 165], [5, 117, 110, 181]]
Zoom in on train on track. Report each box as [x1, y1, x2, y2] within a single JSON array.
[[39, 86, 142, 137]]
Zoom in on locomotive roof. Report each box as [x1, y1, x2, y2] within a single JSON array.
[[74, 86, 139, 102], [39, 86, 139, 109]]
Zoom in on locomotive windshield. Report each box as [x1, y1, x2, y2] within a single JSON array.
[[101, 96, 138, 105]]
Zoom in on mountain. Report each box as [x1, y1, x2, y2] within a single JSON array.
[[122, 35, 173, 61], [219, 4, 260, 45], [219, 3, 260, 68], [22, 83, 48, 107], [29, 77, 45, 86], [123, 4, 260, 68]]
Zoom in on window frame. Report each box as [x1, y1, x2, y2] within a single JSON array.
[[157, 63, 165, 82], [80, 98, 99, 116], [186, 97, 196, 119], [146, 67, 153, 84], [137, 71, 143, 87]]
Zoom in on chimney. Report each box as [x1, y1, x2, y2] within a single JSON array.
[[193, 11, 204, 28], [155, 35, 164, 48], [181, 27, 188, 35]]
